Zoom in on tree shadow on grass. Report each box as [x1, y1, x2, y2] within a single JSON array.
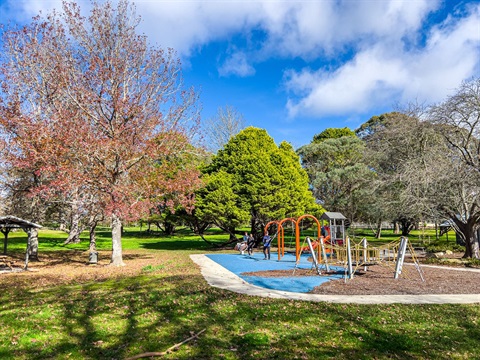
[[139, 240, 228, 251], [3, 265, 480, 360]]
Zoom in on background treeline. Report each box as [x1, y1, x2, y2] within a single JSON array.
[[2, 80, 479, 258], [0, 1, 477, 260]]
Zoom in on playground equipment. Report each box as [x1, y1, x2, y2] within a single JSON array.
[[321, 235, 425, 281], [264, 213, 425, 281], [320, 212, 347, 245]]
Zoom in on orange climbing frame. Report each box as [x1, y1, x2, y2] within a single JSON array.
[[264, 214, 333, 262], [277, 217, 297, 260], [295, 214, 322, 262]]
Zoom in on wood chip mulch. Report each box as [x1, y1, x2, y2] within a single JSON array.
[[243, 263, 480, 295]]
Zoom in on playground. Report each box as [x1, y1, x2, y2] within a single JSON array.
[[203, 212, 480, 301], [192, 253, 480, 306]]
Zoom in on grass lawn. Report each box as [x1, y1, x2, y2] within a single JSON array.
[[0, 228, 478, 359]]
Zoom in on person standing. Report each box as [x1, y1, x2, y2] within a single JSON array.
[[262, 232, 271, 260], [247, 233, 255, 255]]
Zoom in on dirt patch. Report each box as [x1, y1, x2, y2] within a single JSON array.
[[244, 263, 480, 295], [0, 250, 176, 291]]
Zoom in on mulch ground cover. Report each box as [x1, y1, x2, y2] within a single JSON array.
[[244, 262, 480, 295]]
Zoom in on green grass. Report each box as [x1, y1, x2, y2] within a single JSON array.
[[0, 228, 478, 359], [2, 226, 229, 254]]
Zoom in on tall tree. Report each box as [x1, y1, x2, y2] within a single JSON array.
[[362, 113, 442, 236], [313, 127, 356, 142], [196, 127, 320, 240], [428, 78, 480, 258], [363, 108, 480, 258], [298, 129, 372, 223], [0, 0, 201, 265], [429, 78, 480, 174], [355, 112, 404, 139]]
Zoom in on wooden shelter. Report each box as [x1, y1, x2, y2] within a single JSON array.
[[0, 216, 42, 269]]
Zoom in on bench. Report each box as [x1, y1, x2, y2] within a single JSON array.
[[0, 255, 15, 269]]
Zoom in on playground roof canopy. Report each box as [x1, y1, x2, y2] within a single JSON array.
[[320, 212, 347, 221], [0, 216, 42, 230]]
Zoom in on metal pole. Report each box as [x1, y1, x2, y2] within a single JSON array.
[[394, 237, 408, 279], [320, 237, 330, 272], [307, 237, 321, 275], [346, 236, 353, 279]]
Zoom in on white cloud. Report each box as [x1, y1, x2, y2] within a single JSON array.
[[2, 0, 441, 60], [1, 0, 477, 117], [218, 51, 255, 77], [285, 47, 408, 117], [286, 3, 480, 118], [259, 0, 439, 59]]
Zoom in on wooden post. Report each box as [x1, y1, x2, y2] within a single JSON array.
[[1, 228, 10, 255], [24, 230, 31, 270], [362, 238, 368, 272]]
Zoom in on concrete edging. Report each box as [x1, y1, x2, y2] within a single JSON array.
[[190, 254, 480, 304]]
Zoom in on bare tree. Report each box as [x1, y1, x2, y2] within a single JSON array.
[[429, 78, 480, 174], [204, 105, 246, 153], [427, 78, 480, 258]]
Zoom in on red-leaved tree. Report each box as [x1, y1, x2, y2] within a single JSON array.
[[0, 0, 202, 265]]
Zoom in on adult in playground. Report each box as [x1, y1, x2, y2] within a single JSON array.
[[263, 232, 272, 260]]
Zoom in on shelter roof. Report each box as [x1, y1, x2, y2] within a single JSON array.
[[320, 212, 347, 221], [0, 216, 42, 229]]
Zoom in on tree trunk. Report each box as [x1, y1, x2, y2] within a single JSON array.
[[26, 228, 39, 261], [399, 219, 413, 236], [164, 220, 176, 235], [464, 227, 480, 259], [89, 220, 97, 252], [453, 218, 480, 259], [63, 203, 82, 244], [110, 213, 125, 266], [464, 230, 479, 259], [393, 222, 400, 234], [375, 221, 382, 239]]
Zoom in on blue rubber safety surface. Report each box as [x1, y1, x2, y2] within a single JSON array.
[[206, 252, 344, 293]]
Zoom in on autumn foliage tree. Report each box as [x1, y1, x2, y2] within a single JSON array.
[[0, 0, 201, 265]]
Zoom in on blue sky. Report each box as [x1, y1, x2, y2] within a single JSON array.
[[0, 0, 479, 148]]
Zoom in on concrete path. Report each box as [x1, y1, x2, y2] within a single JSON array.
[[190, 254, 480, 304]]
